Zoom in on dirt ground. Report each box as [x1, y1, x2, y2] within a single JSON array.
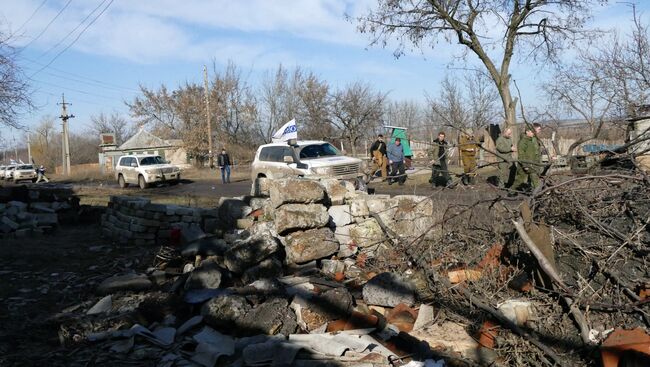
[[0, 222, 156, 366]]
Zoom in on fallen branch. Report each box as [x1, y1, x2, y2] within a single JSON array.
[[513, 219, 594, 346], [371, 213, 569, 367]]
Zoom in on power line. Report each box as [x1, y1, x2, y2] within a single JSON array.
[[20, 56, 140, 92], [12, 0, 49, 37], [37, 0, 109, 60], [22, 0, 73, 50], [30, 0, 114, 78], [29, 77, 116, 100], [25, 65, 139, 94]]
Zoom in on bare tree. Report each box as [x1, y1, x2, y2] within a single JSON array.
[[545, 60, 617, 157], [31, 116, 59, 169], [384, 100, 423, 130], [331, 81, 387, 155], [0, 31, 32, 128], [211, 62, 257, 146], [586, 5, 650, 116], [89, 112, 133, 145], [126, 84, 178, 138], [298, 72, 333, 140], [356, 0, 605, 128]]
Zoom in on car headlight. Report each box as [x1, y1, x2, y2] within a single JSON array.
[[312, 167, 331, 175], [145, 169, 157, 174]]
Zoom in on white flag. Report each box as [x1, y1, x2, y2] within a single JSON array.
[[271, 119, 298, 142]]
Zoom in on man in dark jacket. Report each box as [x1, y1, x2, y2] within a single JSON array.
[[217, 149, 231, 184], [369, 134, 388, 179], [428, 132, 449, 187]]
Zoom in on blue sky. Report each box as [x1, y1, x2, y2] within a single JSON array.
[[0, 0, 648, 145]]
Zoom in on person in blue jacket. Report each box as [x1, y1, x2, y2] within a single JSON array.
[[387, 138, 406, 185]]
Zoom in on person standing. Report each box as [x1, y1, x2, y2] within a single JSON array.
[[36, 165, 50, 183], [459, 129, 479, 185], [428, 132, 450, 187], [512, 125, 541, 191], [387, 138, 406, 185], [495, 128, 516, 188], [217, 149, 231, 184], [369, 134, 388, 179]]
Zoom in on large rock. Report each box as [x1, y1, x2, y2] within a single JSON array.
[[185, 259, 223, 290], [241, 257, 284, 285], [97, 274, 153, 295], [218, 198, 252, 228], [224, 224, 279, 274], [285, 227, 338, 264], [362, 272, 416, 307], [393, 196, 434, 220], [240, 298, 297, 336], [181, 237, 229, 258], [269, 179, 325, 208], [328, 205, 352, 227], [320, 179, 348, 205], [349, 218, 386, 248], [274, 204, 329, 235], [201, 294, 252, 329]]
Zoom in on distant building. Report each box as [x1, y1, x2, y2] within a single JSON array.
[[98, 129, 188, 173]]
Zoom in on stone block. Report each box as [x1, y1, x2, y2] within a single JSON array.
[[269, 178, 325, 207], [349, 218, 386, 248], [328, 205, 352, 227], [320, 178, 348, 205], [274, 204, 329, 235], [285, 227, 338, 265]]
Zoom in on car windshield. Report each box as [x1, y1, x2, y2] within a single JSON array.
[[7, 167, 15, 171], [17, 165, 33, 170], [139, 156, 166, 165], [299, 143, 340, 159]]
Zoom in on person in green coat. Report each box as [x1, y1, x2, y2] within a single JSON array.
[[513, 124, 542, 191], [495, 128, 516, 188]]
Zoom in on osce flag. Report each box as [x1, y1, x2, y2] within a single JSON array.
[[271, 119, 298, 142]]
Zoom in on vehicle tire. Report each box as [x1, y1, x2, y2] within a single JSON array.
[[32, 178, 37, 183], [118, 174, 128, 188], [138, 175, 148, 189], [172, 173, 181, 185]]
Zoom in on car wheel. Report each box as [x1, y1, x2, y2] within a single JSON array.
[[118, 174, 128, 188], [32, 178, 37, 183], [138, 175, 148, 189], [172, 173, 181, 185]]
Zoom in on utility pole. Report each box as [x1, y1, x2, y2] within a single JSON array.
[[12, 134, 18, 162], [27, 133, 32, 164], [58, 94, 74, 176], [203, 65, 213, 168]]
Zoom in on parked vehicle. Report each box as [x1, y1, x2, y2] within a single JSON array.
[[0, 166, 5, 180], [115, 154, 181, 189], [13, 164, 37, 182], [251, 140, 365, 182], [3, 165, 16, 180]]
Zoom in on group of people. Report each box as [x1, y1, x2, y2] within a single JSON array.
[[369, 134, 407, 185], [370, 122, 544, 192]]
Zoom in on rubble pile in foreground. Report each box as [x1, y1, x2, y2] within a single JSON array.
[[55, 175, 649, 366]]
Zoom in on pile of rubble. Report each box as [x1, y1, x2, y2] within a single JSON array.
[[0, 185, 80, 238], [56, 174, 650, 366], [60, 178, 457, 366]]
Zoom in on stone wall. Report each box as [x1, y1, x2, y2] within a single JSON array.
[[101, 197, 220, 246]]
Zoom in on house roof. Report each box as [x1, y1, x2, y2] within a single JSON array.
[[118, 129, 174, 150]]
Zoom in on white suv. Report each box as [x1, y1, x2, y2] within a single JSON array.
[[115, 155, 181, 189], [13, 164, 37, 182], [251, 140, 364, 181]]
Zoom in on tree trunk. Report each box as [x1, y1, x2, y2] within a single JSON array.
[[499, 84, 517, 129]]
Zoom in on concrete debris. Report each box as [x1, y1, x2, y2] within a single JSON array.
[[362, 272, 416, 307], [270, 178, 326, 207], [86, 295, 113, 315], [274, 203, 329, 234], [96, 273, 153, 295], [285, 227, 339, 264], [184, 258, 222, 290], [201, 294, 252, 329]]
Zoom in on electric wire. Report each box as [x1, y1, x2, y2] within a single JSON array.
[[37, 0, 109, 59], [22, 0, 73, 50], [11, 0, 49, 37], [30, 0, 114, 78]]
